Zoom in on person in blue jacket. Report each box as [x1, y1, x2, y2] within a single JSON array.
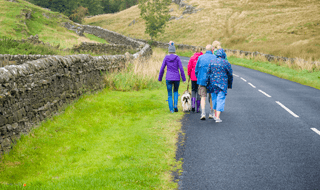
[[206, 49, 233, 123], [195, 45, 217, 120]]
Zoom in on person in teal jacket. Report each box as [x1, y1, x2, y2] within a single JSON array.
[[195, 45, 217, 120]]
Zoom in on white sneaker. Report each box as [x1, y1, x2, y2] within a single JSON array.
[[200, 109, 206, 120], [215, 118, 222, 123], [212, 116, 217, 120], [208, 110, 214, 119]]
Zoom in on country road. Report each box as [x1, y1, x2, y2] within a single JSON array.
[[178, 56, 320, 189]]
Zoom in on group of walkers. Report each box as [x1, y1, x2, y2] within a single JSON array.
[[158, 41, 233, 123]]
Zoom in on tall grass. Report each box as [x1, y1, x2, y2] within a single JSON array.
[[226, 50, 320, 72], [104, 48, 166, 91], [0, 37, 62, 55]]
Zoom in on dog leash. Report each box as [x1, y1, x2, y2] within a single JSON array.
[[187, 77, 190, 92]]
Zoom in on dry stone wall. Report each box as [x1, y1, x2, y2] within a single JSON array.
[[0, 22, 152, 158], [72, 42, 136, 55], [0, 54, 132, 156], [0, 54, 53, 68]]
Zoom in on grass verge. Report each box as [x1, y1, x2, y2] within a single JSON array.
[[175, 49, 320, 90], [228, 56, 320, 90], [0, 48, 187, 189]]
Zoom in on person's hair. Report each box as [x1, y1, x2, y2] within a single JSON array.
[[212, 41, 221, 50], [195, 46, 202, 53], [206, 45, 213, 51]]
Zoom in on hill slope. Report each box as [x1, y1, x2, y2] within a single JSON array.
[[0, 0, 105, 49], [84, 0, 320, 60]]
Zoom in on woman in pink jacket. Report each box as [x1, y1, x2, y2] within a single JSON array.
[[187, 47, 203, 112]]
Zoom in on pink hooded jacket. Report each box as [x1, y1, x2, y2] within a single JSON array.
[[187, 52, 203, 81]]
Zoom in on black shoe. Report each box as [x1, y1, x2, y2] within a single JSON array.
[[192, 107, 195, 112], [174, 108, 178, 112]]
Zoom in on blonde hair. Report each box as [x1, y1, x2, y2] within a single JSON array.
[[195, 46, 202, 53], [206, 45, 213, 51], [212, 41, 221, 50]]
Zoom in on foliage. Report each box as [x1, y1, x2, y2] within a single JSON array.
[[26, 0, 139, 17], [0, 37, 63, 55], [69, 6, 89, 23], [138, 0, 171, 40]]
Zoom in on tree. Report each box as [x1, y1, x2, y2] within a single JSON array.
[[138, 0, 171, 40], [69, 6, 89, 23]]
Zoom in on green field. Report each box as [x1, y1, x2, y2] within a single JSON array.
[[0, 0, 107, 49]]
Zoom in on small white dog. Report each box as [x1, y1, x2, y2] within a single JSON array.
[[181, 90, 191, 112]]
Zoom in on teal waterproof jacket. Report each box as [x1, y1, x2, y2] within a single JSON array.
[[195, 51, 217, 86]]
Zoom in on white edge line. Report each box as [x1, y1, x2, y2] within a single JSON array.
[[311, 128, 320, 136], [240, 77, 247, 82], [258, 90, 271, 98], [233, 74, 239, 77], [248, 83, 256, 88], [276, 101, 299, 118]]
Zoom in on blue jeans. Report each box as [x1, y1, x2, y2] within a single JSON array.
[[211, 91, 226, 112], [166, 80, 180, 97]]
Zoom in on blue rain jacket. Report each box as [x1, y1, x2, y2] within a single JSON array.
[[195, 51, 217, 86], [206, 49, 233, 95]]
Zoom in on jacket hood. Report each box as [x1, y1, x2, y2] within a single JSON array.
[[194, 52, 203, 58], [216, 49, 226, 59], [166, 54, 179, 61]]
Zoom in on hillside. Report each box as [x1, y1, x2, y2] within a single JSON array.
[[84, 0, 320, 61], [0, 0, 106, 49]]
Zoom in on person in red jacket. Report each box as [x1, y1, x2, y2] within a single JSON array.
[[187, 47, 203, 112]]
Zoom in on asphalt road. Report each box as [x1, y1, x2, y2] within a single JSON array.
[[177, 56, 320, 190]]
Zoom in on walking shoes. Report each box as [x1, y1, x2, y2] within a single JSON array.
[[200, 109, 206, 120], [208, 109, 214, 119]]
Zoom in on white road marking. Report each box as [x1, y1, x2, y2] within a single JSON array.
[[248, 83, 256, 88], [276, 101, 299, 118], [258, 90, 272, 97], [241, 77, 247, 82], [311, 128, 320, 136], [233, 74, 239, 77]]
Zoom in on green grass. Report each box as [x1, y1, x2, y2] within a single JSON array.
[[0, 63, 188, 189], [0, 0, 107, 49], [0, 37, 63, 55], [175, 49, 193, 57], [0, 84, 185, 189], [228, 56, 320, 90], [84, 33, 108, 44]]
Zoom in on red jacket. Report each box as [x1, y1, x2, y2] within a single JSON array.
[[187, 52, 203, 81]]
